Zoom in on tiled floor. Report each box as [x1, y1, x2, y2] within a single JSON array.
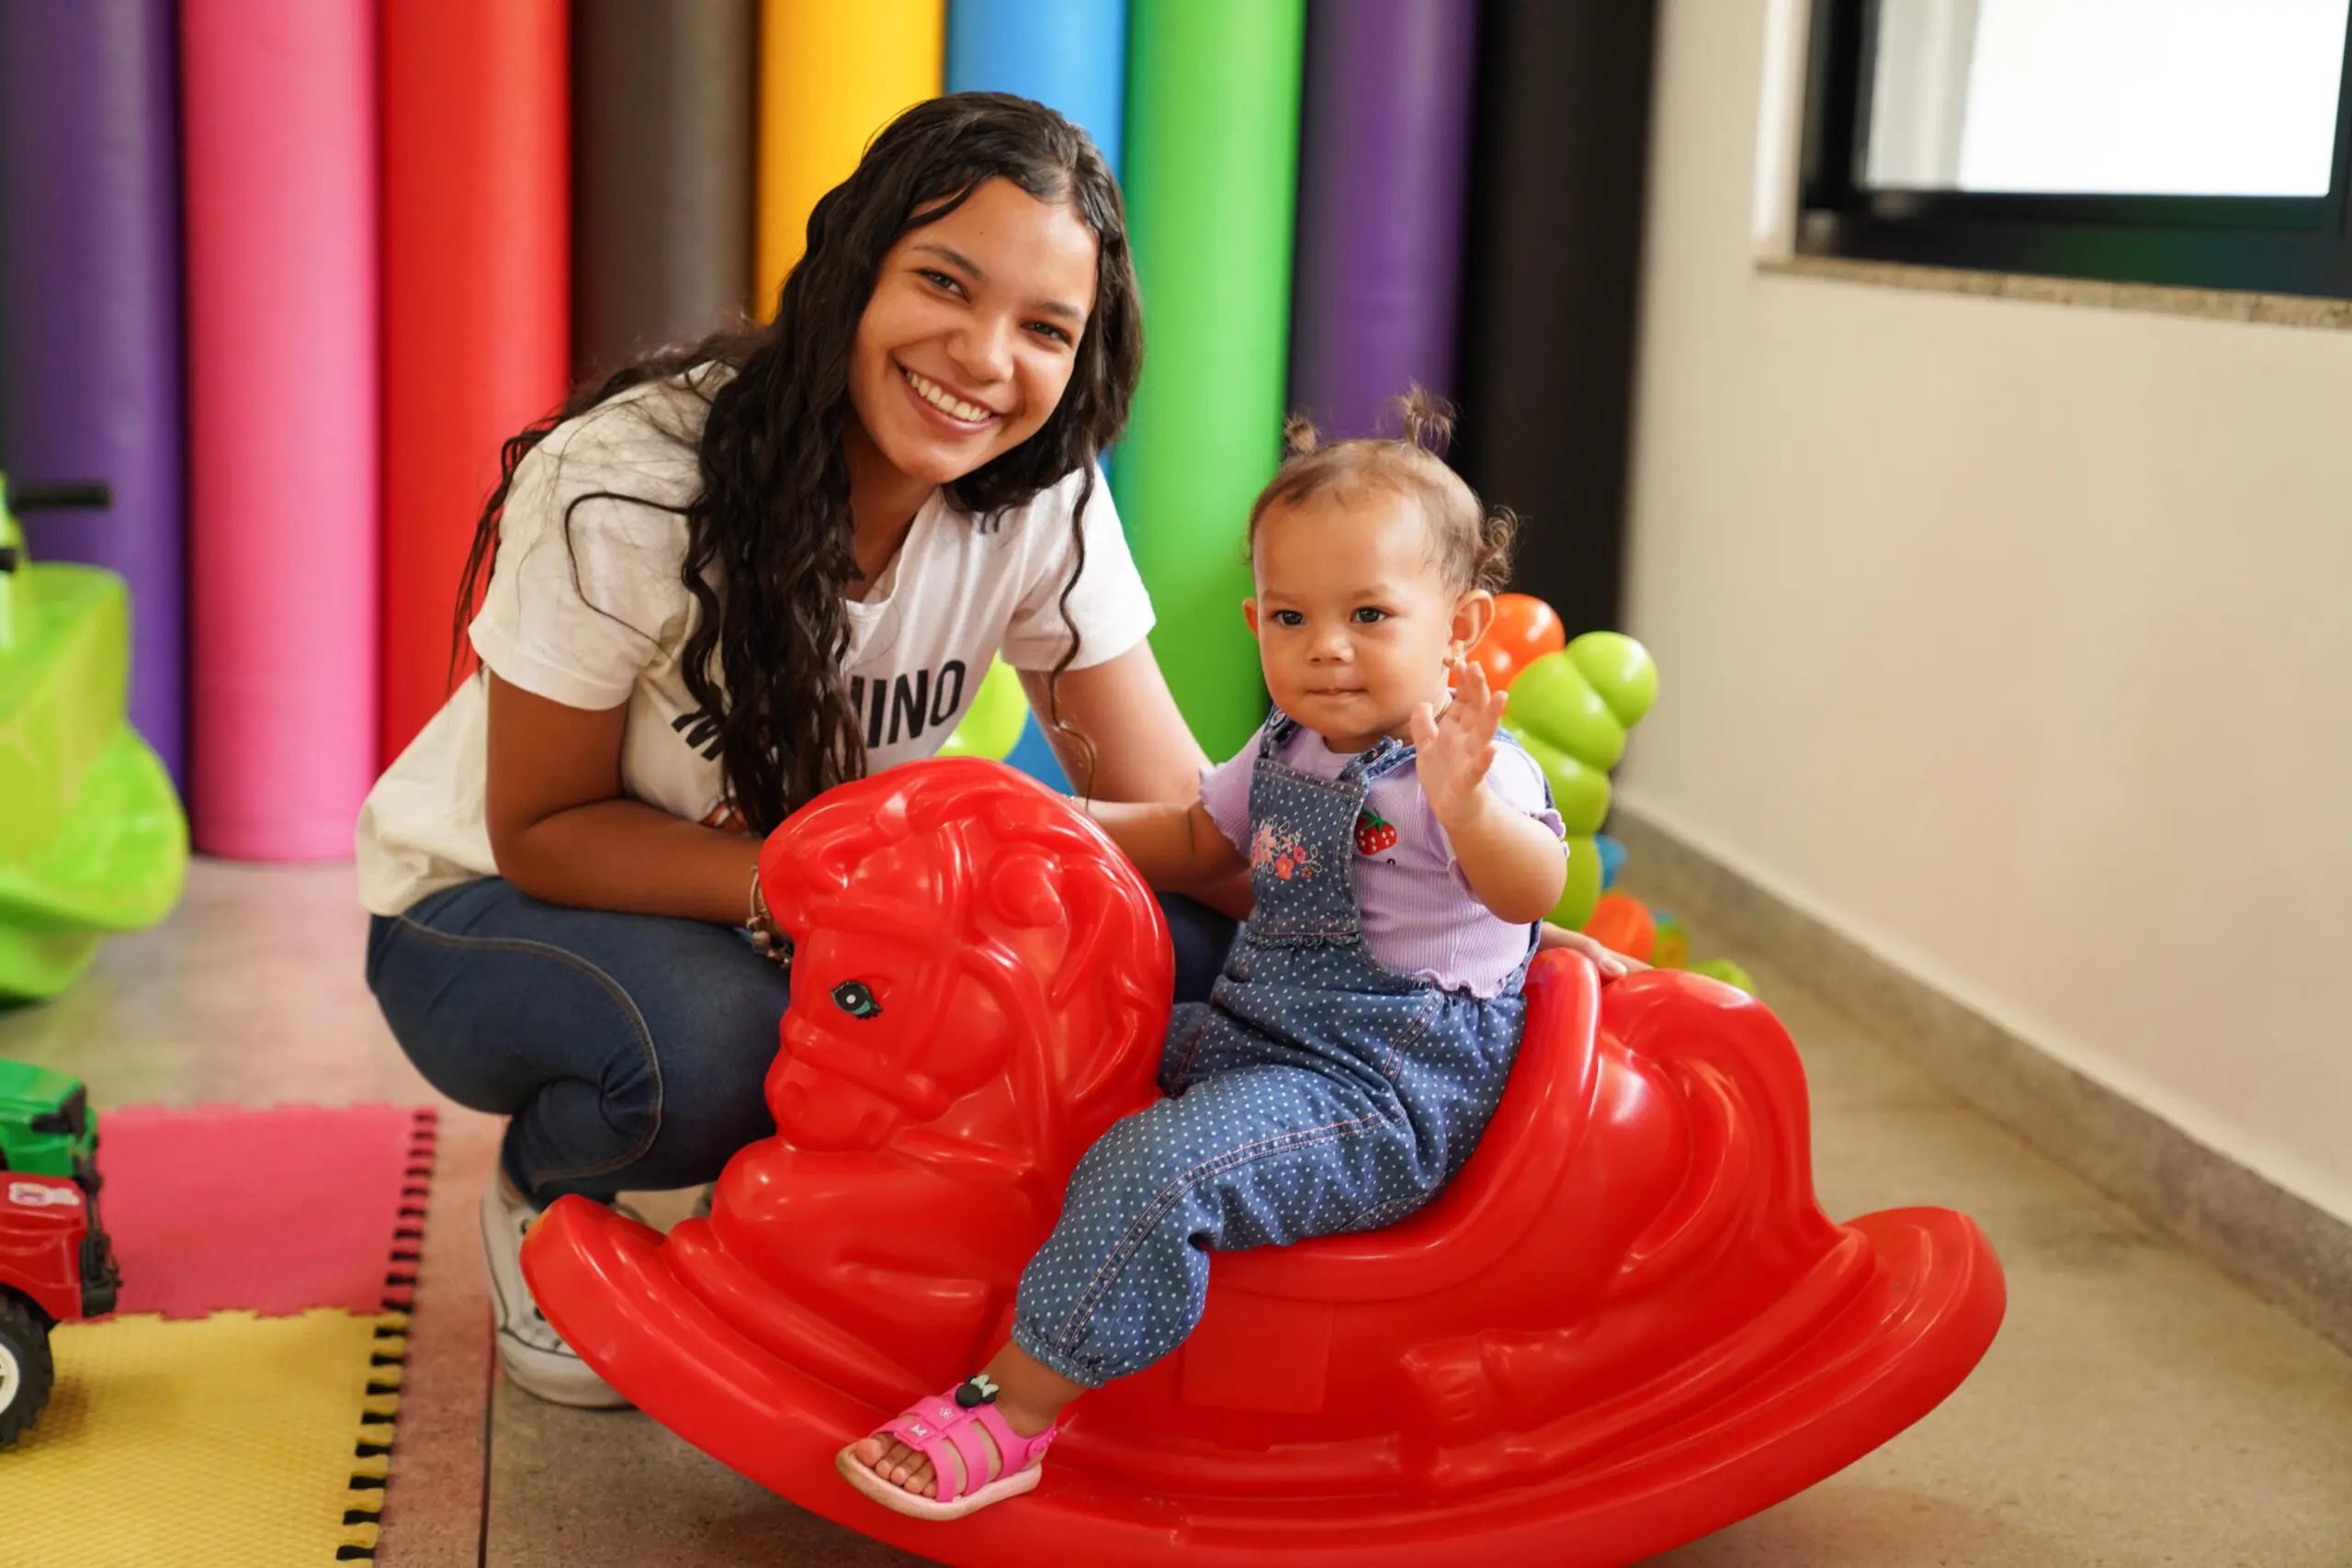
[[6, 860, 2348, 1566]]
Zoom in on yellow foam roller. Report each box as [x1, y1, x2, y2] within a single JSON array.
[[757, 0, 944, 310]]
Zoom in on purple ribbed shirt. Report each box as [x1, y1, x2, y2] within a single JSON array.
[[1200, 722, 1566, 998]]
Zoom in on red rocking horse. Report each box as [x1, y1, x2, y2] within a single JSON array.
[[525, 759, 2004, 1567]]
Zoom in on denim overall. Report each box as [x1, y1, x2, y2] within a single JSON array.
[[1010, 712, 1535, 1387]]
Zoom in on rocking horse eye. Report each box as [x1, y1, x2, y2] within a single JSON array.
[[831, 981, 882, 1019]]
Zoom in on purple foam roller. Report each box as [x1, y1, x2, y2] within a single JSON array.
[[0, 0, 187, 785], [1290, 0, 1480, 441]]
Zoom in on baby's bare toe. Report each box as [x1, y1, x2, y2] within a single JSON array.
[[896, 1445, 938, 1493]]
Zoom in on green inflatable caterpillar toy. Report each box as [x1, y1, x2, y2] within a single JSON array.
[[1498, 631, 1657, 932], [934, 657, 1028, 762]]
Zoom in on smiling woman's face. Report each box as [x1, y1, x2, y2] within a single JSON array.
[[845, 176, 1101, 488]]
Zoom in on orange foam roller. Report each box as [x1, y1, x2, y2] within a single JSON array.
[[1583, 891, 1657, 963], [379, 1, 570, 765], [756, 0, 944, 312]]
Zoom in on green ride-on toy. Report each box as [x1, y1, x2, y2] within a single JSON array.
[[0, 1059, 119, 1444], [0, 477, 187, 1003]]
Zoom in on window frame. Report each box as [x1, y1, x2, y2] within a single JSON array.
[[1796, 0, 2352, 299]]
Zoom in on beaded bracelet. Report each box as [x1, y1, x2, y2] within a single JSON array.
[[746, 863, 789, 965]]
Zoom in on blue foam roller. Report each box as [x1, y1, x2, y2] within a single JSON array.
[[947, 0, 1126, 175]]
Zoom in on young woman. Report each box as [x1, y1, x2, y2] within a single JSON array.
[[356, 95, 1232, 1409]]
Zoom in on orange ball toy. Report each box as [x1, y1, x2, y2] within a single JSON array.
[[1464, 592, 1566, 692]]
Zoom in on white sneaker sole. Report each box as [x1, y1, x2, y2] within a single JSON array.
[[479, 1183, 632, 1410]]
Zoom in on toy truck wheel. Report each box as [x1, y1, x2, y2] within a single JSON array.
[[0, 1292, 56, 1445]]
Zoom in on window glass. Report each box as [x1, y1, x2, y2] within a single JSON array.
[[1863, 0, 2349, 197]]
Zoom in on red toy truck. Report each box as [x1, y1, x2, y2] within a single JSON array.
[[0, 1063, 119, 1443]]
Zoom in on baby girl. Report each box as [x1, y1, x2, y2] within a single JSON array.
[[841, 395, 1573, 1517]]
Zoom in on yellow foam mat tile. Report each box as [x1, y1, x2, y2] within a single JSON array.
[[0, 1309, 403, 1565]]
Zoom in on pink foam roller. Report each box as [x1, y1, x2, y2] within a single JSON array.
[[183, 0, 379, 861]]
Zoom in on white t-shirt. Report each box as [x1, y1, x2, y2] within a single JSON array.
[[355, 369, 1154, 917]]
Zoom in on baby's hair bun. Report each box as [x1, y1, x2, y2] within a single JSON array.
[[1281, 411, 1321, 459], [1388, 384, 1457, 459]]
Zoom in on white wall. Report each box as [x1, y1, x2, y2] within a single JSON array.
[[1622, 0, 2352, 1224]]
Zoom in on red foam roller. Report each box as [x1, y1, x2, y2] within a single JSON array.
[[379, 1, 571, 766]]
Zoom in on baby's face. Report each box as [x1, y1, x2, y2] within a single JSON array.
[[1247, 491, 1481, 751]]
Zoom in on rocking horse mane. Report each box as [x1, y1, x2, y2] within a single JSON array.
[[761, 761, 1170, 1168]]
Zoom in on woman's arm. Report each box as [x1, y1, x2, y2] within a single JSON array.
[[1017, 641, 1205, 802], [1020, 643, 1256, 917], [483, 674, 759, 924], [1085, 798, 1246, 891]]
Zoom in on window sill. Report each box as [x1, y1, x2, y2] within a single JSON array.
[[1758, 254, 2352, 331]]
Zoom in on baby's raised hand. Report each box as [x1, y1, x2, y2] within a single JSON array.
[[1410, 658, 1510, 829]]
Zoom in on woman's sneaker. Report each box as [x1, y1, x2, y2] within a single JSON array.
[[478, 1178, 634, 1408]]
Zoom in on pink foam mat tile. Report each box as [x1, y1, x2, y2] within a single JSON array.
[[95, 1102, 436, 1319]]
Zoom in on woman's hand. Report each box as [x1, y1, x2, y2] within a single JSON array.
[[1409, 658, 1510, 831], [1537, 922, 1647, 980]]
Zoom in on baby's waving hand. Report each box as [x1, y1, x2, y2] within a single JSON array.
[[1410, 658, 1510, 829], [1411, 659, 1565, 926]]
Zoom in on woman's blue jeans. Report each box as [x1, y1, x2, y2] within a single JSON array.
[[365, 877, 1239, 1202]]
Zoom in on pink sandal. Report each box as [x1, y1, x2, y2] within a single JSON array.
[[836, 1376, 1059, 1520]]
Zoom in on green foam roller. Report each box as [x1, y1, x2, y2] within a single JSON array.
[[1114, 0, 1305, 759]]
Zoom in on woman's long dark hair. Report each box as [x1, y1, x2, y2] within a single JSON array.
[[452, 93, 1142, 833]]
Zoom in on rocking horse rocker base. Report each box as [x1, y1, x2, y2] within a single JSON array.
[[532, 1203, 1996, 1567], [522, 761, 2006, 1567]]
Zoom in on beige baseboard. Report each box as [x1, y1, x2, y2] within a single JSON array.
[[1608, 803, 2352, 1359]]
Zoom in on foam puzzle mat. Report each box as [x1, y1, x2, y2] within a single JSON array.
[[0, 1103, 436, 1564], [0, 1309, 404, 1563], [100, 1104, 435, 1318]]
